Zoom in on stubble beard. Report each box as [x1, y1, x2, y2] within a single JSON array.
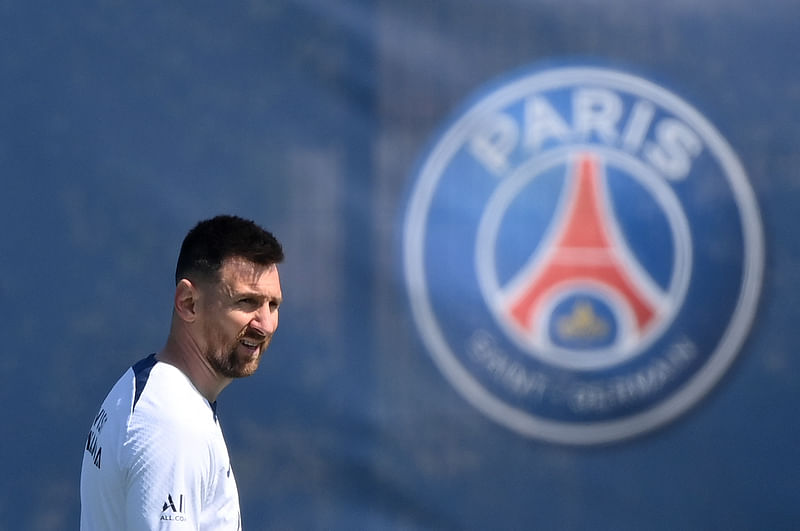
[[206, 328, 269, 379]]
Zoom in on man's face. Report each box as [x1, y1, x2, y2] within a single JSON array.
[[198, 257, 282, 379]]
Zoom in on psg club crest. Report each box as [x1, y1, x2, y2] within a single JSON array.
[[402, 63, 763, 444]]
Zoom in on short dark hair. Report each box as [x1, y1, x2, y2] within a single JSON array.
[[175, 215, 284, 285]]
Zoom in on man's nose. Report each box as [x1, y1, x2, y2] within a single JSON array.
[[251, 305, 278, 335]]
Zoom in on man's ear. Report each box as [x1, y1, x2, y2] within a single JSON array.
[[174, 279, 199, 322]]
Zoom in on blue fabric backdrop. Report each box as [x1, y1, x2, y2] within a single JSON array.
[[1, 1, 798, 529]]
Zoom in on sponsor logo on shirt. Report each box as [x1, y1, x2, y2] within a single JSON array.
[[161, 493, 188, 522]]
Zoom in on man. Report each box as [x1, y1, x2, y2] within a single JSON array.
[[80, 215, 284, 530]]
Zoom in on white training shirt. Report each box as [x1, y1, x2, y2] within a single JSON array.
[[80, 354, 242, 530]]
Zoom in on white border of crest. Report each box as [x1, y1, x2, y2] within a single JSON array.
[[403, 66, 764, 444]]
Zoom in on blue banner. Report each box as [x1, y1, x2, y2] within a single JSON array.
[[1, 1, 797, 529]]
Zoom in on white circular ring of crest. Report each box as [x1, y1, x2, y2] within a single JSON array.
[[475, 146, 693, 371], [403, 66, 764, 444]]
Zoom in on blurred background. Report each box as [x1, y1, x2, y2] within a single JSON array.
[[1, 0, 798, 529]]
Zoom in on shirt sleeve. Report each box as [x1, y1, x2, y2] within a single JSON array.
[[122, 413, 215, 530]]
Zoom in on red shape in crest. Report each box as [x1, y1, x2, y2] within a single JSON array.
[[509, 154, 656, 334]]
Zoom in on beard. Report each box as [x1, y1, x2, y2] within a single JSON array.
[[205, 327, 270, 379]]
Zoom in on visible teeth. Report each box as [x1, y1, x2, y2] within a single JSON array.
[[240, 339, 259, 348]]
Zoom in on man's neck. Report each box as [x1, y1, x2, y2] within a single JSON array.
[[156, 334, 231, 403]]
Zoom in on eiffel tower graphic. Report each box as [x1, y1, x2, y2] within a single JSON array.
[[506, 154, 663, 345]]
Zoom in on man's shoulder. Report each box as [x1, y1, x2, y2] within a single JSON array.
[[128, 361, 216, 436]]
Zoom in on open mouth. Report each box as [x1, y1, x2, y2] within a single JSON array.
[[239, 338, 262, 350]]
